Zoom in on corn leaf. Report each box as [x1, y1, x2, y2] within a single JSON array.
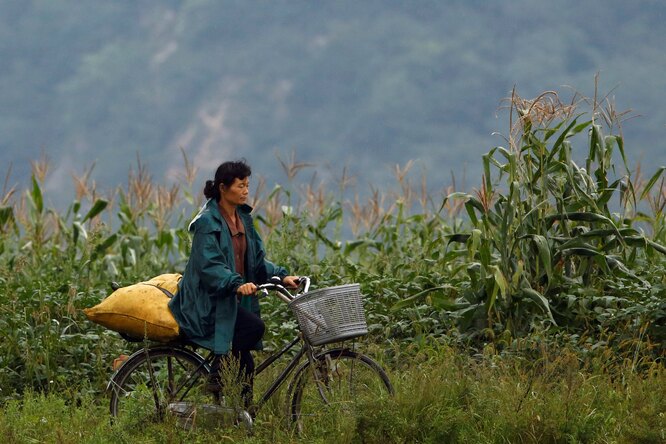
[[0, 206, 14, 227], [82, 199, 108, 223], [446, 233, 470, 245], [530, 235, 552, 282], [645, 238, 666, 255], [91, 233, 118, 261], [391, 285, 457, 310], [521, 287, 556, 324], [72, 221, 87, 245], [560, 246, 601, 257], [639, 166, 665, 201], [30, 175, 43, 214]]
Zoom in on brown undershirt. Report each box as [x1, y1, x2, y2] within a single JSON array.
[[219, 205, 246, 278]]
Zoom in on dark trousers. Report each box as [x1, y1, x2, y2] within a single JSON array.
[[211, 306, 265, 406]]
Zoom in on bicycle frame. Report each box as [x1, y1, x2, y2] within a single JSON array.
[[254, 336, 308, 409]]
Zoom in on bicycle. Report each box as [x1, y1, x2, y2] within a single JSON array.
[[107, 276, 394, 433]]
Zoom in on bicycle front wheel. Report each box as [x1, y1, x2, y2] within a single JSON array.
[[108, 346, 214, 428], [288, 348, 394, 432]]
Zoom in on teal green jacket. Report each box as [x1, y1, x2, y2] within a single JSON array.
[[168, 199, 288, 354]]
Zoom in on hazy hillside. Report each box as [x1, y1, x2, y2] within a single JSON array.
[[2, 0, 665, 204]]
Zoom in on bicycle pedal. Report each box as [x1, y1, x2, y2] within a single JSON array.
[[169, 402, 239, 430], [168, 401, 195, 417], [237, 410, 254, 434]]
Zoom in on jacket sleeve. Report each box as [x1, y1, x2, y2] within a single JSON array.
[[264, 258, 288, 280], [254, 234, 289, 281], [191, 225, 244, 296]]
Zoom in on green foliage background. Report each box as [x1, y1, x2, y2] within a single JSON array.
[[1, 92, 664, 398], [0, 90, 665, 441]]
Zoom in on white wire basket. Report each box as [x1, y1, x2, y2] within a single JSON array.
[[288, 283, 368, 346]]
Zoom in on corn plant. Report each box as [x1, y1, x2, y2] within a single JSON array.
[[438, 90, 666, 343]]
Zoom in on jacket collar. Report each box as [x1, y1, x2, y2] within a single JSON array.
[[237, 203, 253, 214], [189, 199, 253, 230]]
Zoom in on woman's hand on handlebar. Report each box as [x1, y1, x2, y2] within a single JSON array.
[[255, 276, 308, 302], [239, 276, 302, 298], [282, 275, 300, 289], [236, 283, 258, 296], [237, 276, 298, 295]]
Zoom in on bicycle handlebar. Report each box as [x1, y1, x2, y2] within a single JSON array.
[[256, 276, 311, 303]]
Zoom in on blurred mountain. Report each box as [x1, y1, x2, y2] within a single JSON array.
[[1, 0, 665, 203]]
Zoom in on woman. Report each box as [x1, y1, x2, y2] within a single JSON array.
[[168, 159, 298, 407]]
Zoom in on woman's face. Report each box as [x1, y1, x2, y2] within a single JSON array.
[[220, 177, 249, 206]]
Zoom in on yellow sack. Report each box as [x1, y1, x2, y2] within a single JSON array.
[[83, 273, 182, 342], [143, 273, 182, 295]]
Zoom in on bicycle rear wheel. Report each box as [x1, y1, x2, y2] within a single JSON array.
[[288, 348, 394, 433], [108, 346, 218, 429]]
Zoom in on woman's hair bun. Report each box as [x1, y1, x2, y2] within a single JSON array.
[[203, 179, 216, 199]]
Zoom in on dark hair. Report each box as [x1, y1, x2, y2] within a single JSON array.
[[203, 159, 252, 201]]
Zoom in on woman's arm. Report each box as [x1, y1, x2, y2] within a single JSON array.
[[193, 229, 244, 296]]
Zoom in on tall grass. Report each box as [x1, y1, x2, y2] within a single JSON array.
[[0, 345, 663, 443]]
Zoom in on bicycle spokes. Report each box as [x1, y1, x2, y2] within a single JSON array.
[[290, 349, 393, 433]]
